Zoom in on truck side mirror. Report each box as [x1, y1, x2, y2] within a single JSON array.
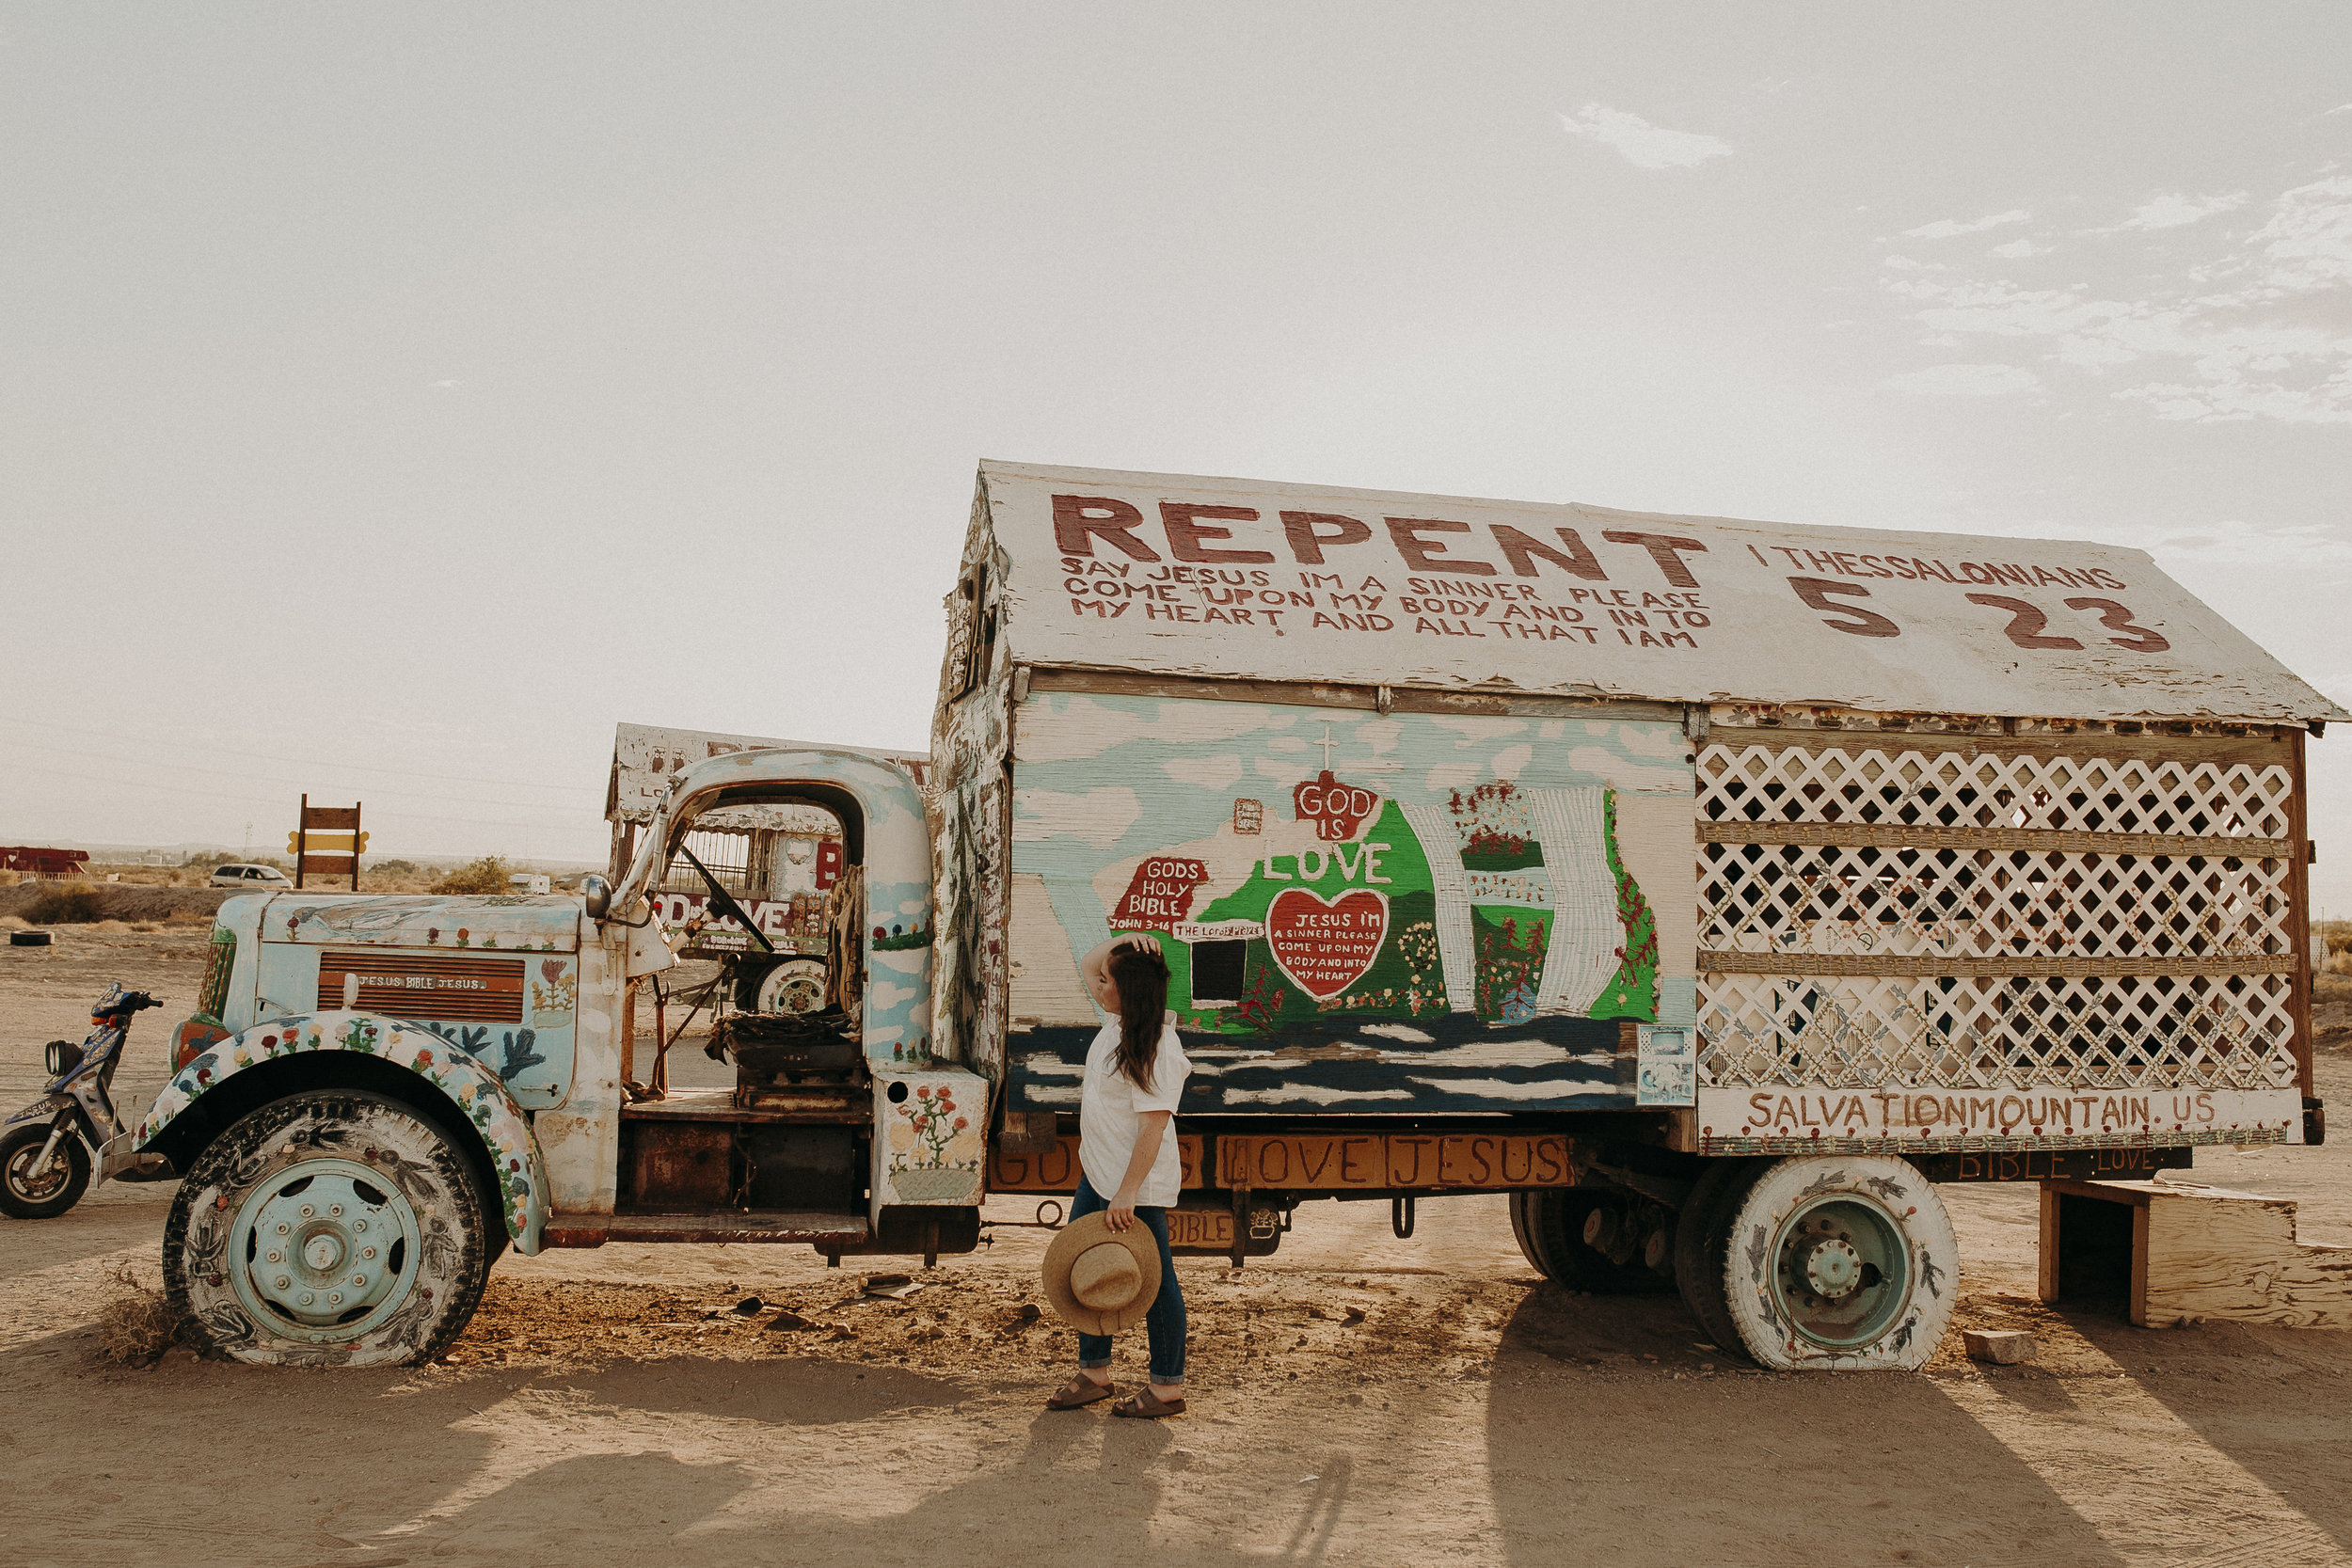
[[580, 875, 612, 920]]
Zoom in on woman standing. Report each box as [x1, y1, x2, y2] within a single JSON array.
[[1045, 931, 1192, 1418]]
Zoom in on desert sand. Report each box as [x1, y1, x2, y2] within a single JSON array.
[[7, 927, 2352, 1567]]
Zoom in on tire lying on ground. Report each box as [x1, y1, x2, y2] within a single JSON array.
[[163, 1089, 493, 1367], [1708, 1154, 1959, 1371]]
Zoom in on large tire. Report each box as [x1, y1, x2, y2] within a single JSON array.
[[1714, 1155, 1959, 1371], [1509, 1188, 1674, 1294], [1675, 1158, 1766, 1355], [163, 1089, 492, 1367], [0, 1124, 90, 1219]]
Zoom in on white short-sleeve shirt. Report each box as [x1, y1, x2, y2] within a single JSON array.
[[1078, 1017, 1191, 1209]]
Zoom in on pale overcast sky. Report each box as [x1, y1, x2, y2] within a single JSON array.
[[5, 6, 2349, 897]]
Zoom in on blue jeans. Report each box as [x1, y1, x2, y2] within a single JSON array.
[[1070, 1177, 1186, 1386]]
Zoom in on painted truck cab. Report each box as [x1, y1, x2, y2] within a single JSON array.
[[131, 745, 971, 1367]]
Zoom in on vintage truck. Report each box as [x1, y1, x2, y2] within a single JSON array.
[[116, 460, 2339, 1371]]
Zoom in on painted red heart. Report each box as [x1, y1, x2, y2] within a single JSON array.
[[1265, 888, 1390, 999]]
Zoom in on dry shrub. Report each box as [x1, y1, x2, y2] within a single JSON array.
[[0, 914, 27, 932], [0, 869, 20, 887], [27, 885, 105, 924], [130, 920, 164, 933], [95, 1264, 183, 1367], [434, 855, 513, 895], [164, 909, 214, 927]]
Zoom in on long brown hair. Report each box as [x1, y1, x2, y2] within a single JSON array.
[[1108, 942, 1169, 1092]]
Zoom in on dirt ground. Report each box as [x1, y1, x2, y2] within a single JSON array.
[[8, 931, 2352, 1567]]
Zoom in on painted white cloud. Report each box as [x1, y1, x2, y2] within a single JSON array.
[[1490, 744, 1533, 782], [1163, 753, 1244, 791], [1424, 763, 1483, 793], [1880, 176, 2352, 423], [869, 980, 918, 1015], [1884, 362, 2041, 396], [1988, 238, 2043, 260], [1011, 785, 1140, 848], [1556, 103, 1730, 169], [1903, 209, 2029, 240], [1015, 695, 1290, 764], [2114, 191, 2248, 231]]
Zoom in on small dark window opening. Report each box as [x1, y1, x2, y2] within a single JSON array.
[[969, 563, 997, 690], [1190, 941, 1247, 1005]]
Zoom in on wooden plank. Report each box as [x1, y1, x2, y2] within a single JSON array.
[[302, 806, 362, 830], [2289, 729, 2315, 1105], [1704, 726, 2293, 766], [1698, 951, 2294, 978], [1024, 665, 1681, 724], [2038, 1183, 2060, 1306], [988, 1134, 1205, 1193], [2132, 1202, 2151, 1327], [2042, 1179, 2352, 1329], [1695, 821, 2294, 858], [1214, 1132, 1576, 1190]]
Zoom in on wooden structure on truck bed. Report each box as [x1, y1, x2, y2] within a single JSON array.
[[930, 461, 2341, 1157]]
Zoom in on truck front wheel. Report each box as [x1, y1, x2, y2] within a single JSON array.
[[1709, 1154, 1959, 1371], [163, 1089, 491, 1367]]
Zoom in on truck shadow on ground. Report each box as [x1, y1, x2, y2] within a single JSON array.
[[1484, 1286, 2127, 1567], [2061, 1311, 2352, 1553]]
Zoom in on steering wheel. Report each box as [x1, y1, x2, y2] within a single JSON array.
[[675, 845, 776, 957]]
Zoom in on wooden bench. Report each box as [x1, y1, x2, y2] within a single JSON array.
[[2039, 1178, 2352, 1329]]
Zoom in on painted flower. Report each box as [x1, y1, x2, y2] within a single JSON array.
[[953, 1117, 968, 1132], [916, 1085, 931, 1099], [415, 1050, 436, 1067]]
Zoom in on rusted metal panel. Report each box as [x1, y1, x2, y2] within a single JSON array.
[[314, 951, 526, 1022], [545, 1211, 871, 1247], [976, 461, 2344, 724], [623, 1120, 734, 1210]]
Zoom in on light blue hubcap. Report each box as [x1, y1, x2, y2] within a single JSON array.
[[230, 1157, 423, 1343], [1770, 1195, 1910, 1350]]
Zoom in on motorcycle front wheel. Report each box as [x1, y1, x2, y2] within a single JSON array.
[[0, 1124, 91, 1218]]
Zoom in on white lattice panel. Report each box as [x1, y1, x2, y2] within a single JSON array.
[[1700, 845, 2290, 960], [1697, 744, 2292, 837], [1698, 973, 2296, 1092], [1695, 740, 2301, 1094]]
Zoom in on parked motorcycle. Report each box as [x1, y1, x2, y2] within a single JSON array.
[[1, 983, 163, 1219]]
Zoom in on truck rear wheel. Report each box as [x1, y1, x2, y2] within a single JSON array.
[[163, 1089, 492, 1368], [1711, 1155, 1958, 1371], [1675, 1158, 1766, 1355], [1510, 1188, 1674, 1294]]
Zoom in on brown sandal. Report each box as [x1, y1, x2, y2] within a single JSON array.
[[1111, 1389, 1186, 1419], [1045, 1376, 1116, 1410]]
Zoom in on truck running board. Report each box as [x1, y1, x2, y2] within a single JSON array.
[[543, 1211, 870, 1248]]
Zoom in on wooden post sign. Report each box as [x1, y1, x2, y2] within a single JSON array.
[[290, 795, 365, 891]]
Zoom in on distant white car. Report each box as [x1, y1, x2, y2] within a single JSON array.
[[507, 873, 552, 895], [210, 863, 294, 888]]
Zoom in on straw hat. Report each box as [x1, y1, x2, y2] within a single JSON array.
[[1041, 1212, 1163, 1336]]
